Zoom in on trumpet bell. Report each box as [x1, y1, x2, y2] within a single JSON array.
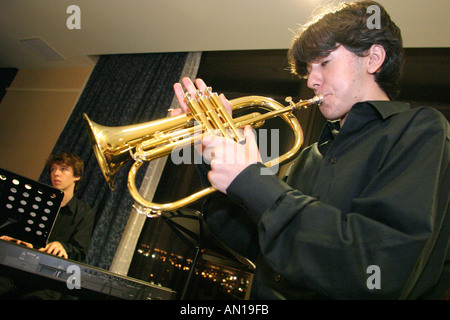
[[83, 114, 123, 189], [83, 112, 192, 190]]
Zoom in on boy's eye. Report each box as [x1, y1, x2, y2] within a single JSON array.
[[321, 60, 329, 67]]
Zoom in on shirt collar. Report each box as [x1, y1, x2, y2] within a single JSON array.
[[64, 196, 78, 215], [317, 101, 410, 145], [364, 100, 410, 119], [318, 121, 340, 145]]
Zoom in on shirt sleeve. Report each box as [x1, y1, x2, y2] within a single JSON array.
[[225, 108, 450, 299]]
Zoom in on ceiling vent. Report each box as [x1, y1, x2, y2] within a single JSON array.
[[20, 38, 65, 61]]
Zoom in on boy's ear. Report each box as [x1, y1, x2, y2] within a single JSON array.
[[367, 44, 386, 74]]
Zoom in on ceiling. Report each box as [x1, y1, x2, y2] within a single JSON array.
[[0, 0, 449, 69]]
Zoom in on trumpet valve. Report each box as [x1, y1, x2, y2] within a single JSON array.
[[285, 96, 296, 109]]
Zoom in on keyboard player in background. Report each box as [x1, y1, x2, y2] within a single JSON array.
[[0, 152, 94, 299]]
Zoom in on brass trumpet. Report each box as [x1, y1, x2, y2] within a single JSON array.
[[83, 88, 322, 217]]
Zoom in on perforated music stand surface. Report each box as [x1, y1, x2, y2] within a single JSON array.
[[0, 168, 63, 248]]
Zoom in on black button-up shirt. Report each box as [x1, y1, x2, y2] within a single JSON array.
[[48, 196, 94, 262], [204, 101, 449, 299]]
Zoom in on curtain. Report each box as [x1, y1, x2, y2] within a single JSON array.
[[109, 52, 202, 275], [39, 52, 188, 269]]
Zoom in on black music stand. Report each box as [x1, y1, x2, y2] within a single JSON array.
[[161, 208, 255, 299], [0, 168, 63, 248]]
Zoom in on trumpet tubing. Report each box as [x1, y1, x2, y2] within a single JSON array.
[[84, 89, 322, 217]]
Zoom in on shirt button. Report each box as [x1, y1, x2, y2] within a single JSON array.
[[274, 274, 281, 282], [330, 158, 337, 164]]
